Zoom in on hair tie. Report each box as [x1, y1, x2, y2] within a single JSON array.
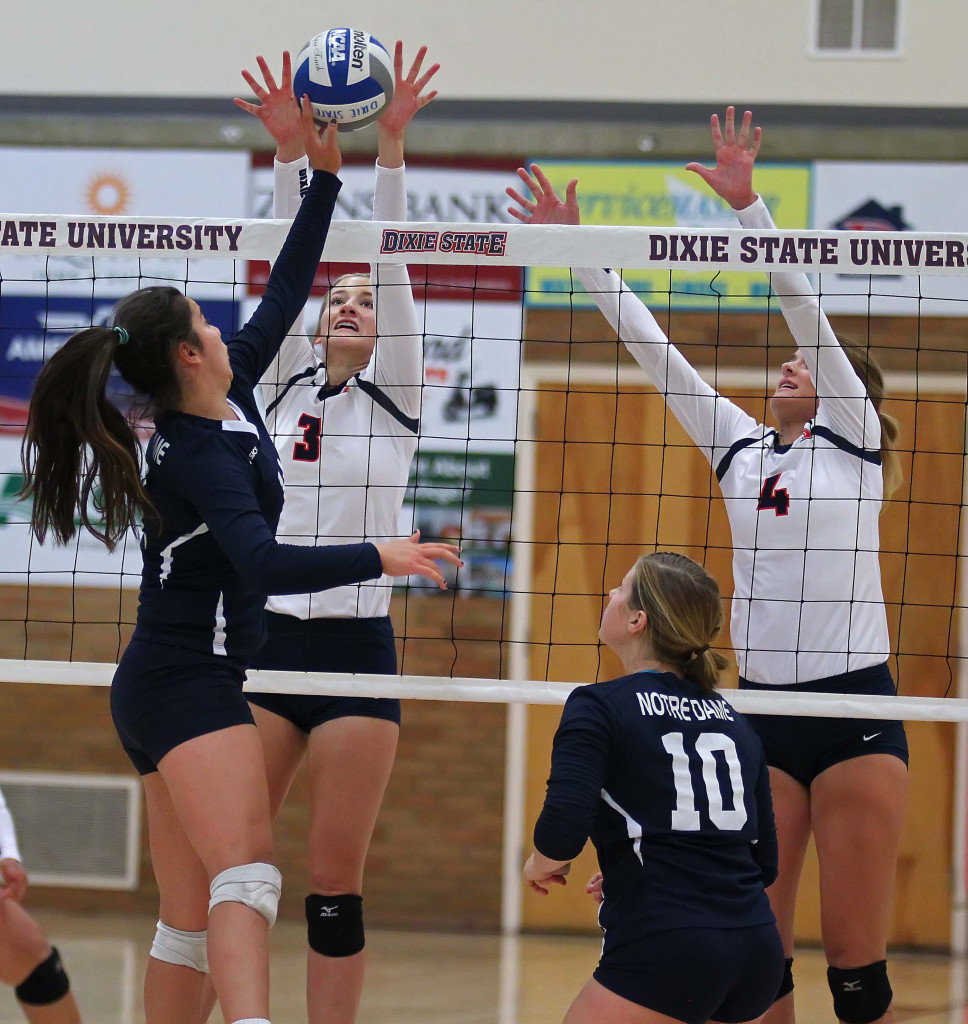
[[688, 644, 711, 662], [113, 326, 129, 346]]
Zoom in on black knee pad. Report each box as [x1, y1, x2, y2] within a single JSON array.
[[827, 960, 892, 1024], [15, 947, 70, 1006], [306, 893, 364, 958], [776, 956, 794, 1000]]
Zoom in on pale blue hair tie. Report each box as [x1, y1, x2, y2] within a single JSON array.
[[113, 326, 129, 345]]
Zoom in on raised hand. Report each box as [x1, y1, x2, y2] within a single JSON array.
[[506, 164, 580, 225], [235, 52, 304, 162], [300, 97, 342, 176], [380, 42, 440, 137], [375, 531, 462, 589], [685, 105, 761, 211]]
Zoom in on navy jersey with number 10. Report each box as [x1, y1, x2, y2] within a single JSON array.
[[535, 672, 777, 952]]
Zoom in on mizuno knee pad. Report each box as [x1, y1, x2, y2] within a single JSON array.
[[209, 862, 282, 927], [14, 947, 70, 1006], [150, 920, 209, 973], [305, 893, 365, 957], [827, 960, 893, 1023]]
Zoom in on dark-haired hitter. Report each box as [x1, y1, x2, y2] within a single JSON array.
[[509, 109, 908, 1024], [526, 552, 783, 1024], [19, 102, 459, 1024], [0, 787, 82, 1024]]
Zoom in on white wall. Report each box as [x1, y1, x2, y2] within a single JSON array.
[[2, 0, 966, 107]]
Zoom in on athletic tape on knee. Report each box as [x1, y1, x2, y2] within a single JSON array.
[[827, 960, 892, 1024], [14, 947, 70, 1006], [776, 956, 794, 1000], [150, 920, 209, 973], [209, 862, 282, 927], [305, 893, 365, 957]]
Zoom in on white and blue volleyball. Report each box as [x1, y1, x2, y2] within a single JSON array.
[[293, 28, 394, 132]]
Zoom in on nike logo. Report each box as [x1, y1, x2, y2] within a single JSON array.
[[863, 732, 882, 742]]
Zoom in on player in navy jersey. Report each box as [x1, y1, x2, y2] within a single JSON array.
[[526, 552, 783, 1024], [208, 44, 439, 1024], [0, 787, 82, 1023], [509, 111, 907, 1024], [20, 102, 458, 1024]]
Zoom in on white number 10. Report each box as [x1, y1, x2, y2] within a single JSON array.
[[661, 731, 747, 831]]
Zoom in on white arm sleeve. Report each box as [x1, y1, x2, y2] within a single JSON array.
[[735, 197, 879, 450], [367, 160, 423, 420], [260, 155, 318, 417], [0, 788, 21, 863], [576, 266, 759, 465]]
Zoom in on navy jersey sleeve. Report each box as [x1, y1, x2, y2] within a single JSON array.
[[750, 753, 778, 888], [230, 170, 341, 390], [168, 432, 383, 594], [534, 686, 613, 862]]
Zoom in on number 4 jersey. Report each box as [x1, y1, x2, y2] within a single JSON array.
[[534, 672, 776, 947]]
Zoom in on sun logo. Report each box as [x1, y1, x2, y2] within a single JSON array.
[[84, 173, 130, 215]]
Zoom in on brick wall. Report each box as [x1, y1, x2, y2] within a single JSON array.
[[0, 587, 509, 931]]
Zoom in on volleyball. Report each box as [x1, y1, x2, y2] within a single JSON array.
[[293, 28, 394, 132]]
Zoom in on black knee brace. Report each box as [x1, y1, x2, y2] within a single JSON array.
[[776, 956, 794, 1000], [305, 893, 364, 958], [827, 960, 892, 1024], [15, 947, 70, 1006]]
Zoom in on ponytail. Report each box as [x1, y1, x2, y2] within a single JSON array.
[[837, 336, 902, 499], [629, 551, 729, 694], [20, 286, 194, 550], [20, 327, 149, 549]]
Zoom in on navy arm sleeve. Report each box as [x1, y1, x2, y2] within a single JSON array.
[[182, 435, 383, 593], [533, 687, 613, 862], [230, 170, 341, 389], [751, 754, 779, 888]]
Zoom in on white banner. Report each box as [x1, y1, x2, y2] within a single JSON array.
[[6, 215, 968, 275]]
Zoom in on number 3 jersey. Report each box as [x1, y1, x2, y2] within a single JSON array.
[[535, 672, 776, 945], [577, 198, 889, 686], [260, 157, 422, 620]]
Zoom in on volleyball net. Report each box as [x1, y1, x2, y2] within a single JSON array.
[[1, 213, 967, 716], [3, 211, 968, 944]]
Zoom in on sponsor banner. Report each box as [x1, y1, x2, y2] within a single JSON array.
[[249, 162, 522, 300], [812, 162, 968, 315], [522, 161, 811, 310], [0, 147, 250, 298]]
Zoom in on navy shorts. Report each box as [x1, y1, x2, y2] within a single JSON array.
[[594, 923, 784, 1024], [246, 613, 401, 732], [740, 663, 909, 787], [111, 638, 255, 776]]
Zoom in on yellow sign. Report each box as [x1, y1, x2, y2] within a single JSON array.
[[524, 161, 811, 310]]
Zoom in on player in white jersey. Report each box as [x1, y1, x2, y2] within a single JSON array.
[[233, 44, 438, 1024], [0, 787, 82, 1022], [508, 109, 907, 1024]]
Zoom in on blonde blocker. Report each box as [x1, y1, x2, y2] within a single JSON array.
[[313, 272, 372, 337], [628, 552, 729, 693], [836, 336, 902, 499], [20, 286, 195, 550]]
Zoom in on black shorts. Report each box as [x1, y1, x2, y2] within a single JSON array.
[[740, 663, 909, 787], [111, 638, 255, 776], [246, 613, 401, 733], [594, 923, 784, 1024]]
